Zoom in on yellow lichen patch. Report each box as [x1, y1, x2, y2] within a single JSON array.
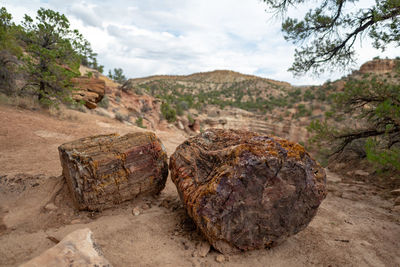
[[275, 138, 306, 160]]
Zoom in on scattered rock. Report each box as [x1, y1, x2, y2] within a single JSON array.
[[44, 203, 58, 211], [394, 197, 400, 206], [215, 254, 225, 263], [189, 119, 200, 133], [170, 129, 327, 254], [141, 203, 150, 210], [392, 206, 400, 213], [196, 241, 210, 257], [70, 219, 82, 225], [177, 120, 185, 130], [390, 189, 400, 196], [58, 132, 169, 211], [354, 170, 369, 176], [132, 207, 140, 216], [20, 228, 112, 267]]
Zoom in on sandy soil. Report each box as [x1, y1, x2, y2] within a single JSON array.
[[0, 105, 399, 267]]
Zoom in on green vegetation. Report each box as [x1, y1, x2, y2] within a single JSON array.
[[0, 7, 22, 95], [295, 104, 311, 118], [127, 77, 308, 119], [98, 95, 109, 109], [161, 102, 177, 122], [0, 7, 101, 107], [135, 117, 146, 128], [187, 114, 194, 124], [108, 68, 127, 84], [308, 75, 400, 171], [263, 0, 400, 75]]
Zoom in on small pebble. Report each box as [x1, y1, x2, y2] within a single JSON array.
[[70, 219, 81, 225], [196, 241, 210, 257], [44, 203, 58, 211], [132, 207, 140, 216], [215, 255, 225, 263]]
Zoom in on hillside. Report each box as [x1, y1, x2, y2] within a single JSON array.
[[1, 58, 400, 266], [86, 58, 400, 149], [121, 69, 293, 112]]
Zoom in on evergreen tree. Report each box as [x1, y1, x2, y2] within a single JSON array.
[[20, 8, 91, 105], [308, 70, 400, 171], [108, 68, 127, 84], [0, 7, 22, 95], [263, 0, 400, 75]]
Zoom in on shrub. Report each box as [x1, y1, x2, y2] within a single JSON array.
[[187, 114, 194, 124], [161, 102, 176, 122], [135, 117, 146, 128], [98, 95, 109, 109], [115, 112, 126, 122]]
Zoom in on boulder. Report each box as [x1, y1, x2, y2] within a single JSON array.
[[189, 119, 200, 133], [72, 77, 106, 109], [58, 132, 168, 211], [20, 228, 112, 267], [169, 129, 327, 254]]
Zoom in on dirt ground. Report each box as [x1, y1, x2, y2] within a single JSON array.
[[0, 105, 399, 267]]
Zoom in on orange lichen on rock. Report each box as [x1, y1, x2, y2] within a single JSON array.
[[170, 129, 327, 254], [58, 132, 168, 211]]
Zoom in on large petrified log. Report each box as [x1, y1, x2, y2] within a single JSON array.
[[59, 132, 168, 211], [170, 129, 327, 254]]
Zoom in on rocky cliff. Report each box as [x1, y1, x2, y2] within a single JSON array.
[[359, 59, 397, 74]]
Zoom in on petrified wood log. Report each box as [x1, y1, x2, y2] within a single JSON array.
[[170, 129, 327, 254], [59, 132, 168, 211]]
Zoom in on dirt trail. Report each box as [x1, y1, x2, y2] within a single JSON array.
[[0, 105, 399, 267]]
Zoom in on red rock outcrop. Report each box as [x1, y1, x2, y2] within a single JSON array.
[[359, 59, 396, 74], [72, 77, 106, 109], [58, 132, 168, 211], [170, 129, 327, 254]]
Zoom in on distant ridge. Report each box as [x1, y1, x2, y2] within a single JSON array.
[[126, 69, 291, 87]]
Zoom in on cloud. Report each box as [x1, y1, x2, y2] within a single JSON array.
[[68, 3, 102, 28], [1, 0, 399, 85]]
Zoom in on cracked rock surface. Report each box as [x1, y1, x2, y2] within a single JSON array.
[[58, 132, 168, 211], [170, 129, 327, 254]]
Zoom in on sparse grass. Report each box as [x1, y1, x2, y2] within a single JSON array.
[[0, 93, 41, 110], [115, 112, 126, 122], [48, 106, 79, 121], [98, 95, 110, 109], [135, 117, 147, 128]]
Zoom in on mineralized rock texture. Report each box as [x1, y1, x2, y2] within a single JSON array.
[[170, 129, 327, 254], [59, 132, 168, 211]]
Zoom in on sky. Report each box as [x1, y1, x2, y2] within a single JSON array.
[[1, 0, 398, 85]]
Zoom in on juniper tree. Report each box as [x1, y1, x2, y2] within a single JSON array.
[[0, 7, 22, 95], [108, 68, 127, 84], [20, 8, 91, 105], [308, 71, 400, 170], [263, 0, 400, 75], [263, 1, 400, 171]]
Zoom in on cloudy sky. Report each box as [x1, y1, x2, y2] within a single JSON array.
[[1, 0, 398, 85]]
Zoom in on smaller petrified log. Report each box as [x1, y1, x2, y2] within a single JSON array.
[[170, 129, 327, 254], [58, 132, 168, 211]]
